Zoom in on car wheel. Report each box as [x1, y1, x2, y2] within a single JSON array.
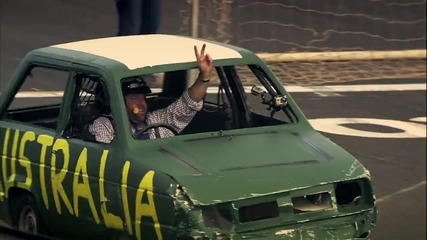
[[11, 193, 46, 235]]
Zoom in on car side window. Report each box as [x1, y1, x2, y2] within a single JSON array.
[[4, 65, 70, 130], [62, 74, 114, 143]]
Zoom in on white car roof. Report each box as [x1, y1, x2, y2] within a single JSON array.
[[52, 34, 243, 70]]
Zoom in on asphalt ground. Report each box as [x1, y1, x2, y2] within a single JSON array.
[[292, 81, 426, 240], [1, 1, 426, 239]]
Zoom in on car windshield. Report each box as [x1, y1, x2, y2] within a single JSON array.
[[119, 64, 295, 140], [232, 64, 296, 125]]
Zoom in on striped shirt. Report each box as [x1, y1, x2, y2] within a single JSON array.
[[89, 90, 202, 143]]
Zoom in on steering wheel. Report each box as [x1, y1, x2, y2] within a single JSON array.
[[134, 123, 179, 139]]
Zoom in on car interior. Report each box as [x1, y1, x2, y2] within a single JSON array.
[[5, 104, 61, 129], [4, 65, 295, 143], [145, 68, 238, 135]]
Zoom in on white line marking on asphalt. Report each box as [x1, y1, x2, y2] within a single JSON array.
[[6, 83, 426, 98], [14, 91, 64, 98], [377, 180, 426, 203], [284, 83, 426, 93]]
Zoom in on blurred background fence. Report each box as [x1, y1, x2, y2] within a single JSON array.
[[161, 0, 426, 85], [0, 0, 425, 86]]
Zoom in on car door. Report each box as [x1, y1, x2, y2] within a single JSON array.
[[55, 71, 128, 239], [0, 63, 76, 233]]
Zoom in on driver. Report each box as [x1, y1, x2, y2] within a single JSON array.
[[89, 44, 213, 143]]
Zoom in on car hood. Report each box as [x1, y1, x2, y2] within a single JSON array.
[[133, 130, 369, 204]]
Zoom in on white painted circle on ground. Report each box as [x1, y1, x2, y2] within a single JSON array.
[[309, 118, 426, 138]]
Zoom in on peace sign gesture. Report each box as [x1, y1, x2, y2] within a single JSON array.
[[194, 44, 213, 80]]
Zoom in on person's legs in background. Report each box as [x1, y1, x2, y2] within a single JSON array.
[[116, 0, 143, 36], [140, 0, 161, 34]]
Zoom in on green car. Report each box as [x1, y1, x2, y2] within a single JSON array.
[[0, 35, 377, 240]]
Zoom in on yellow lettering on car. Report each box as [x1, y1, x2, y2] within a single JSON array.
[[51, 139, 73, 215], [2, 128, 10, 194], [122, 161, 132, 235], [37, 134, 54, 209], [9, 130, 20, 184], [0, 162, 3, 201], [99, 150, 123, 229], [121, 161, 132, 235], [135, 171, 162, 240], [17, 131, 35, 190], [73, 147, 99, 223]]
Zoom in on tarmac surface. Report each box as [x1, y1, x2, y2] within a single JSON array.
[[0, 1, 426, 239]]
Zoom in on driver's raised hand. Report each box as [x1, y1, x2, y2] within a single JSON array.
[[194, 44, 213, 80]]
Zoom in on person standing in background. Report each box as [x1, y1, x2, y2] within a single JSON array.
[[115, 0, 161, 35]]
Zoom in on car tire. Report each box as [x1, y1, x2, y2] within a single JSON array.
[[10, 193, 46, 235]]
